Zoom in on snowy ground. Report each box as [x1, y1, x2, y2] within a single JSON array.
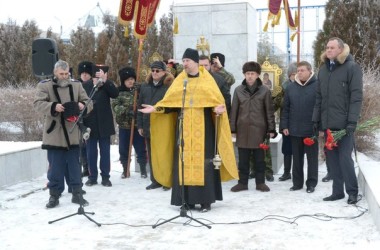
[[0, 145, 380, 250]]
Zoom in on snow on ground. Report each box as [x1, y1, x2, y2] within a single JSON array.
[[0, 144, 380, 250]]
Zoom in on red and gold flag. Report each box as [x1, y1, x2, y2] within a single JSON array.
[[118, 0, 161, 39], [264, 0, 298, 33], [118, 0, 137, 25]]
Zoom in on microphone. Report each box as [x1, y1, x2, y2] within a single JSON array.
[[183, 78, 188, 90], [82, 127, 91, 140], [94, 78, 103, 88]]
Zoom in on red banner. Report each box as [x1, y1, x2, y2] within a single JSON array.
[[134, 0, 149, 38], [118, 0, 137, 25], [283, 0, 296, 29], [118, 0, 161, 38], [268, 0, 282, 15], [264, 0, 297, 32], [147, 0, 160, 26]]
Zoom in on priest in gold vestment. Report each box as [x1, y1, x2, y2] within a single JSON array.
[[139, 48, 238, 212]]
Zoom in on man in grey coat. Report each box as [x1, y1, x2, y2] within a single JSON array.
[[312, 37, 363, 204], [34, 60, 92, 208]]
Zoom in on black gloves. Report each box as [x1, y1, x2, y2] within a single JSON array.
[[346, 122, 357, 136], [269, 130, 278, 139]]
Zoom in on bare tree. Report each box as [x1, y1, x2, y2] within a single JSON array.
[[64, 27, 96, 78], [157, 13, 174, 60], [0, 19, 40, 86]]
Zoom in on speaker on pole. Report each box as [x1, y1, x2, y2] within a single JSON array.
[[32, 38, 59, 78]]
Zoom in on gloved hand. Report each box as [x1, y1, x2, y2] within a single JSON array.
[[346, 122, 357, 136], [313, 122, 319, 137], [269, 130, 278, 139]]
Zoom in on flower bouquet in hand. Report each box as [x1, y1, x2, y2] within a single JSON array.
[[259, 137, 270, 150], [325, 116, 380, 150]]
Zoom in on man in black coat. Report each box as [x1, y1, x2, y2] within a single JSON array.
[[83, 65, 119, 187], [280, 61, 318, 193], [312, 37, 363, 204], [137, 61, 174, 190]]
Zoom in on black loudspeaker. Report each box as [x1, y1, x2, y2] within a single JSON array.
[[32, 38, 59, 78]]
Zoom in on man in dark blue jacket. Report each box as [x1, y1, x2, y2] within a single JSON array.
[[312, 37, 363, 204], [281, 61, 318, 193]]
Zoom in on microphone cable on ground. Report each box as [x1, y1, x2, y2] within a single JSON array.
[[100, 199, 368, 228]]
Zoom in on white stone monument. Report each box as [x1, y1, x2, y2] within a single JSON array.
[[173, 2, 284, 173], [173, 1, 257, 93]]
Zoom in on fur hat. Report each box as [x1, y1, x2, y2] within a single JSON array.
[[210, 53, 225, 67], [150, 61, 166, 71], [182, 48, 199, 63], [287, 62, 297, 77], [62, 101, 80, 122], [242, 61, 261, 74], [118, 67, 136, 83], [78, 61, 94, 76]]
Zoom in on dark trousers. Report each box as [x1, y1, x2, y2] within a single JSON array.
[[146, 137, 159, 184], [119, 127, 147, 166], [87, 137, 111, 181], [47, 148, 82, 195], [238, 148, 266, 185], [290, 136, 318, 188], [282, 135, 293, 173], [325, 133, 358, 196]]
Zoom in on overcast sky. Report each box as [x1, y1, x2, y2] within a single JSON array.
[[0, 0, 325, 34]]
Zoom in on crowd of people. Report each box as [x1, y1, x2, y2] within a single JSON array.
[[33, 37, 363, 211]]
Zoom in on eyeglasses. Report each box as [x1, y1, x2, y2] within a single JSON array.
[[151, 69, 162, 73]]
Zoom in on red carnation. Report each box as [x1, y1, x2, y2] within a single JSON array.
[[303, 137, 315, 146], [259, 137, 270, 150]]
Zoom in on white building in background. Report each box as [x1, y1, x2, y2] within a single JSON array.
[[61, 2, 106, 43]]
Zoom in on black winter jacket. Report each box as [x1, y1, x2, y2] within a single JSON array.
[[136, 72, 174, 138], [83, 79, 119, 139], [312, 44, 363, 130], [280, 73, 318, 137]]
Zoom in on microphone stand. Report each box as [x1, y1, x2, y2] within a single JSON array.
[[152, 79, 211, 229], [69, 79, 101, 134], [49, 79, 102, 227], [48, 193, 101, 227]]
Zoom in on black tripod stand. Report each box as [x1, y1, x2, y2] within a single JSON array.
[[152, 79, 211, 229], [48, 193, 101, 226], [48, 81, 101, 227]]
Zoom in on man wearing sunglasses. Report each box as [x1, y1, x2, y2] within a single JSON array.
[[137, 61, 174, 191]]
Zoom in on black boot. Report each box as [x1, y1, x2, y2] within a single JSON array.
[[82, 163, 89, 177], [140, 163, 147, 178], [322, 172, 331, 182], [101, 176, 112, 187], [279, 155, 292, 181], [46, 189, 60, 208], [279, 172, 291, 181], [71, 187, 89, 206], [121, 164, 127, 179]]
